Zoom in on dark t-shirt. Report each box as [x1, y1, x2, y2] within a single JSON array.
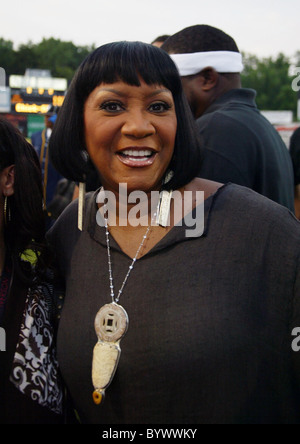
[[197, 89, 295, 212], [290, 127, 300, 186], [48, 184, 300, 424]]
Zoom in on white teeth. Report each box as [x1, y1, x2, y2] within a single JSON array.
[[121, 149, 153, 157]]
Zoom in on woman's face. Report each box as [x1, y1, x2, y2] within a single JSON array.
[[84, 79, 177, 194]]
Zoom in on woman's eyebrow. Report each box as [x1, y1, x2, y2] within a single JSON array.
[[97, 88, 127, 96], [148, 88, 171, 97]]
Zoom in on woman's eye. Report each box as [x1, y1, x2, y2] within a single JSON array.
[[100, 102, 124, 112], [149, 102, 171, 113]]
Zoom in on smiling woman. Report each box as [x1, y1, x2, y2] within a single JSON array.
[[83, 80, 177, 194], [48, 41, 300, 425], [49, 41, 201, 192]]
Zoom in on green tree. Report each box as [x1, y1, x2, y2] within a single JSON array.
[[0, 38, 16, 79], [294, 51, 300, 66], [32, 38, 95, 81], [241, 52, 298, 117], [0, 37, 95, 82], [14, 41, 38, 74]]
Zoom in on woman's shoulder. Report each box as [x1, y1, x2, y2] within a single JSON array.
[[212, 182, 300, 243], [188, 178, 300, 239], [185, 177, 223, 201], [191, 178, 296, 217], [46, 190, 99, 274], [219, 182, 296, 215], [48, 190, 98, 237]]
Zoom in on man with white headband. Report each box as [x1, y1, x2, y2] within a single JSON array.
[[162, 25, 294, 212]]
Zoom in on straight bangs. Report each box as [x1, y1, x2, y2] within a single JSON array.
[[76, 41, 182, 103]]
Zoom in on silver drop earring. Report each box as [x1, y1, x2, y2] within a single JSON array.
[[156, 170, 174, 227], [78, 182, 86, 231]]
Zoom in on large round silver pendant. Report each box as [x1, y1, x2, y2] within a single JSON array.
[[94, 302, 129, 342]]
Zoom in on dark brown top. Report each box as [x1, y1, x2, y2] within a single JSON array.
[[48, 183, 300, 424]]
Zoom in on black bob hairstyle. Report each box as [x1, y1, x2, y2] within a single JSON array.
[[49, 41, 202, 191]]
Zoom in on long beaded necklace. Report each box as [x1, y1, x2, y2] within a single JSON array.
[[92, 190, 159, 405]]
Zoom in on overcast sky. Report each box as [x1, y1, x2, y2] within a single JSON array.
[[0, 0, 299, 58]]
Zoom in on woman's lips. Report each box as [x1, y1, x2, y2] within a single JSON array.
[[116, 148, 158, 168]]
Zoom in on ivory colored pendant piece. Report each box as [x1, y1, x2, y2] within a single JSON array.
[[92, 342, 120, 399], [92, 303, 128, 405]]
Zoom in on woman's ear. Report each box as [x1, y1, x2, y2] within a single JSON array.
[[1, 165, 15, 197]]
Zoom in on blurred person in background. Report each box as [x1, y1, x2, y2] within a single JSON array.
[[151, 34, 170, 48], [31, 107, 63, 226], [290, 126, 300, 219], [0, 117, 62, 424], [162, 25, 295, 212]]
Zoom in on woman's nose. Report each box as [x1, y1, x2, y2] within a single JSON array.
[[121, 110, 155, 138]]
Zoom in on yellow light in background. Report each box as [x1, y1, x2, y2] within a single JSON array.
[[26, 86, 33, 94], [53, 95, 64, 106], [48, 88, 54, 95], [15, 103, 50, 113], [38, 88, 44, 95]]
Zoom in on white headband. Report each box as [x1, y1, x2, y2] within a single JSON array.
[[170, 51, 244, 76]]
